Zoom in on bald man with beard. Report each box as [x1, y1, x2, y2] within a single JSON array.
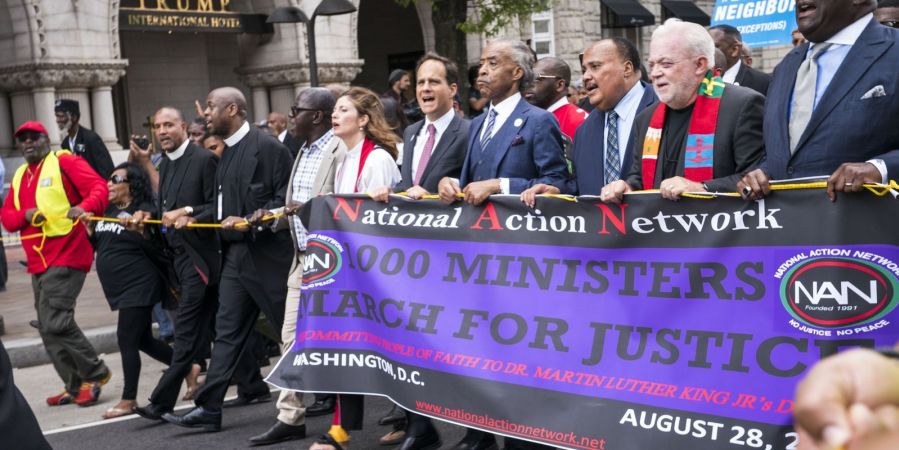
[[161, 87, 294, 432]]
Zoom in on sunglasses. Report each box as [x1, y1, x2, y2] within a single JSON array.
[[535, 74, 562, 81], [289, 106, 321, 118], [16, 131, 43, 143], [881, 20, 898, 28], [108, 174, 129, 184]]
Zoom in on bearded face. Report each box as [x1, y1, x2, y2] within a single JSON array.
[[55, 111, 74, 139]]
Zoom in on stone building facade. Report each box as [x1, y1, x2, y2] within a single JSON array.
[[0, 0, 792, 168]]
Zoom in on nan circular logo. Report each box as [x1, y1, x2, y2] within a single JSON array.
[[780, 256, 899, 329], [302, 234, 344, 289]]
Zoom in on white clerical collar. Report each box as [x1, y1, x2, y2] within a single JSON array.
[[824, 13, 872, 47], [722, 59, 741, 84], [224, 121, 250, 147], [423, 108, 456, 135], [278, 129, 288, 142], [166, 139, 189, 160], [547, 96, 569, 114], [488, 92, 522, 117]]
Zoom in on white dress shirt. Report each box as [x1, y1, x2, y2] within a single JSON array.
[[278, 129, 288, 143], [411, 108, 456, 183], [722, 59, 741, 84], [478, 92, 522, 194]]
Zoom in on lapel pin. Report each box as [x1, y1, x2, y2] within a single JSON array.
[[513, 118, 523, 127]]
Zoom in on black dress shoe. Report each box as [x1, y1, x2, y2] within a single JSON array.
[[248, 421, 306, 446], [397, 427, 441, 450], [451, 430, 498, 450], [305, 397, 335, 417], [161, 406, 222, 432], [29, 320, 40, 329], [133, 403, 173, 421], [222, 391, 271, 408], [379, 404, 406, 426]]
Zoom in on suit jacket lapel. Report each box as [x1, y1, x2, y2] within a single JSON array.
[[486, 98, 530, 175], [776, 45, 807, 155], [419, 115, 461, 183], [624, 83, 658, 172], [402, 121, 423, 185], [797, 22, 889, 151], [311, 137, 340, 194]]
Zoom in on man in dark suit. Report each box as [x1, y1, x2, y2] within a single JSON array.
[[739, 0, 899, 201], [268, 112, 302, 159], [0, 340, 50, 449], [438, 39, 570, 450], [522, 38, 657, 204], [129, 106, 219, 421], [372, 52, 470, 450], [55, 99, 115, 179], [709, 25, 771, 95], [604, 19, 765, 203], [162, 87, 294, 431], [439, 39, 570, 211]]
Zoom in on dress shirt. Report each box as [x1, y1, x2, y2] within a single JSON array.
[[722, 59, 741, 84], [290, 130, 332, 250], [604, 82, 645, 165], [165, 139, 189, 161], [411, 108, 455, 183], [478, 92, 522, 194], [546, 96, 569, 113], [334, 140, 401, 194], [278, 129, 288, 143]]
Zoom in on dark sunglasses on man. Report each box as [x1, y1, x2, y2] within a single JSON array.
[[108, 174, 128, 185], [882, 20, 898, 28], [289, 106, 321, 118], [15, 131, 43, 143]]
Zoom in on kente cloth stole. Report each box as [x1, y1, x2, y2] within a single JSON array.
[[641, 71, 724, 189]]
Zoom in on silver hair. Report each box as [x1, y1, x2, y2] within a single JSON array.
[[652, 18, 715, 63], [490, 38, 536, 93]]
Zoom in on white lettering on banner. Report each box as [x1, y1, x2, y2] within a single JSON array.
[[630, 199, 781, 234], [714, 0, 795, 21]]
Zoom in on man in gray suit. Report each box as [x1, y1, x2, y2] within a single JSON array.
[[248, 87, 346, 446]]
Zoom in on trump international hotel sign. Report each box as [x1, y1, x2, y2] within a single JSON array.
[[120, 0, 270, 33]]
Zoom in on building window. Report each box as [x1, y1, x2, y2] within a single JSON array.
[[531, 11, 554, 58]]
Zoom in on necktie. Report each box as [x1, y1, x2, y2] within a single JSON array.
[[414, 123, 437, 186], [789, 43, 832, 153], [604, 111, 621, 185], [480, 109, 498, 150]]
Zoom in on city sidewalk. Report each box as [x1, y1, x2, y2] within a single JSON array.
[[0, 243, 120, 368]]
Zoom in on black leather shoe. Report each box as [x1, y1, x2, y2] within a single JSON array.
[[248, 421, 306, 446], [451, 430, 498, 450], [379, 404, 406, 426], [222, 391, 271, 408], [133, 403, 173, 421], [161, 406, 222, 432], [397, 427, 441, 450], [305, 397, 335, 417], [29, 320, 40, 329]]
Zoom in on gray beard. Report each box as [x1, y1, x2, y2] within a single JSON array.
[[58, 122, 72, 140]]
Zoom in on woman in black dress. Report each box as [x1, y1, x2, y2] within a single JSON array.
[[92, 162, 173, 419]]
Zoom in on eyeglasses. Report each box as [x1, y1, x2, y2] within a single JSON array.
[[108, 174, 129, 184], [289, 106, 321, 118], [881, 20, 898, 28], [16, 131, 42, 143], [535, 74, 562, 81]]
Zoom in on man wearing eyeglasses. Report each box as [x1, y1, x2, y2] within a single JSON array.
[[525, 57, 589, 141], [0, 121, 112, 407], [248, 87, 346, 446], [877, 0, 899, 28], [602, 19, 765, 203], [739, 0, 899, 201]]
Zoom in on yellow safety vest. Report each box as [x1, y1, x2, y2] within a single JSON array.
[[11, 150, 75, 237]]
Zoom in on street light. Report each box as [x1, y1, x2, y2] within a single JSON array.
[[267, 0, 357, 87]]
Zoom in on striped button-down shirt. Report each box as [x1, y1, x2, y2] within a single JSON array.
[[291, 130, 333, 251]]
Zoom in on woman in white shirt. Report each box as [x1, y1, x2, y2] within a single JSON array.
[[310, 87, 400, 450], [332, 87, 401, 194]]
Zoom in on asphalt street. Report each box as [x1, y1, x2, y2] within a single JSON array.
[[44, 395, 469, 450]]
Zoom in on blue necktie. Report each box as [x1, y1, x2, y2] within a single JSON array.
[[480, 109, 498, 150], [604, 111, 621, 185]]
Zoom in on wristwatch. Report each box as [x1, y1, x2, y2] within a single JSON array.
[[184, 206, 194, 215]]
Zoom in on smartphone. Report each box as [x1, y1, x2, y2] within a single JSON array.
[[134, 137, 150, 150]]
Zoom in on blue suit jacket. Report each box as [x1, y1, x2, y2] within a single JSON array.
[[569, 82, 657, 195], [460, 97, 571, 194], [763, 21, 899, 179]]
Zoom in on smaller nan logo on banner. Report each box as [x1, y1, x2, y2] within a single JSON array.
[[777, 250, 899, 336], [302, 234, 344, 289], [712, 0, 798, 47]]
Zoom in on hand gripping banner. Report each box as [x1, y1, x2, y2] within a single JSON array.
[[267, 189, 899, 450]]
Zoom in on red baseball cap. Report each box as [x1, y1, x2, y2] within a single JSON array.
[[14, 121, 49, 138]]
